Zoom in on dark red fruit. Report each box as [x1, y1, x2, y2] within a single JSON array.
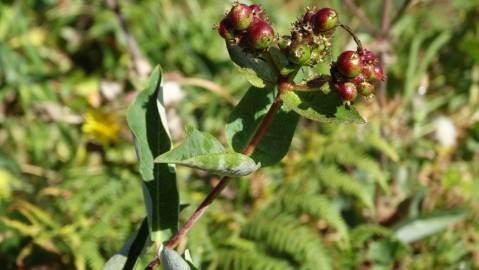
[[312, 8, 338, 32], [337, 51, 362, 78], [247, 18, 275, 49], [335, 82, 357, 101], [361, 65, 373, 80], [302, 10, 315, 25], [370, 64, 384, 81], [249, 4, 266, 19], [358, 82, 375, 96], [360, 49, 377, 64], [230, 4, 253, 30], [352, 73, 366, 85], [218, 18, 235, 41]]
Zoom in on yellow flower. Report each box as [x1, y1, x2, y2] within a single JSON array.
[[0, 169, 14, 199], [82, 109, 121, 145]]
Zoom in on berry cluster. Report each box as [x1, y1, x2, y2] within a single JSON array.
[[331, 49, 384, 100], [218, 2, 385, 103], [279, 7, 338, 66], [218, 3, 274, 51]]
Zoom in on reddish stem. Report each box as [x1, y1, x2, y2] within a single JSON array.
[[242, 91, 284, 156], [145, 84, 286, 270]]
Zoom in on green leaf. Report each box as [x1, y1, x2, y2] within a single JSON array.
[[127, 66, 179, 243], [227, 44, 277, 88], [282, 90, 366, 123], [184, 250, 200, 270], [226, 86, 300, 166], [161, 248, 191, 270], [102, 218, 149, 270], [394, 209, 467, 243], [155, 127, 259, 177]]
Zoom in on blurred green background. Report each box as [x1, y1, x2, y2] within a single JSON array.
[[0, 0, 478, 269]]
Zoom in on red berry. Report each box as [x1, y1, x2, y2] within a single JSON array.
[[337, 51, 362, 78], [247, 18, 275, 49], [361, 65, 372, 80], [370, 64, 384, 81], [352, 73, 366, 85], [360, 49, 377, 64], [335, 82, 357, 101], [312, 8, 338, 32], [249, 4, 266, 19], [302, 10, 315, 25], [230, 4, 253, 30], [218, 18, 235, 41], [358, 82, 375, 96]]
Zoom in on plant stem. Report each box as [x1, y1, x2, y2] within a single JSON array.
[[339, 24, 364, 53], [242, 90, 284, 156], [104, 0, 152, 78], [145, 86, 286, 270], [381, 0, 393, 35]]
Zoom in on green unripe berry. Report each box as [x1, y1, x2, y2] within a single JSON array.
[[358, 82, 375, 96], [288, 43, 312, 65], [278, 35, 292, 50]]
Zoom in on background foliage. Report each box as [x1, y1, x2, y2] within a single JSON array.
[[1, 0, 478, 269]]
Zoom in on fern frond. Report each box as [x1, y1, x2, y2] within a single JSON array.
[[80, 241, 105, 270], [334, 147, 389, 192], [363, 133, 399, 162], [317, 165, 374, 209], [350, 224, 392, 249], [215, 249, 294, 270], [241, 215, 332, 270], [274, 193, 349, 242]]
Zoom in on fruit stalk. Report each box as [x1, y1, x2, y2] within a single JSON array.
[[339, 24, 363, 53]]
